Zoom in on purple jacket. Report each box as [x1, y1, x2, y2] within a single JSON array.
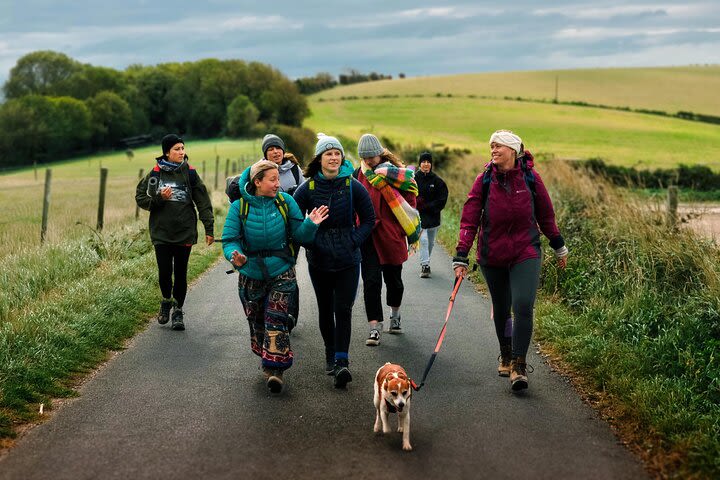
[[455, 152, 565, 267]]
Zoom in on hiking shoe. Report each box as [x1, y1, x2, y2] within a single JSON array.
[[498, 344, 512, 377], [510, 357, 534, 391], [389, 315, 402, 334], [366, 328, 381, 346], [157, 299, 173, 325], [333, 360, 352, 389], [420, 265, 431, 278], [267, 369, 284, 393], [170, 307, 185, 331]]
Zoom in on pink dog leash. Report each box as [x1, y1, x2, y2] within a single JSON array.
[[411, 275, 463, 392]]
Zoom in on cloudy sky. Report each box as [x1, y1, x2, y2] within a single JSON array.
[[1, 0, 719, 87]]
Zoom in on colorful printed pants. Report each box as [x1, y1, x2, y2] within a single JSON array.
[[237, 268, 297, 370]]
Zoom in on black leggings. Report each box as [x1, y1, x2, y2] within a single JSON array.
[[308, 264, 360, 357], [154, 244, 192, 307], [481, 258, 542, 358], [360, 240, 404, 322]]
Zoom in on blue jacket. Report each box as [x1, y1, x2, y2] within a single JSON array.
[[293, 160, 375, 271], [222, 166, 318, 280]]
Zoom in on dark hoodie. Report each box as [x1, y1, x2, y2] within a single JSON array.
[[135, 159, 214, 245], [415, 161, 448, 229]]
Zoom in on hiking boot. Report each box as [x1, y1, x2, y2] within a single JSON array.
[[325, 348, 335, 375], [510, 356, 533, 391], [389, 315, 402, 334], [157, 299, 173, 325], [267, 369, 284, 393], [170, 307, 185, 331], [333, 359, 352, 389], [420, 265, 431, 278], [366, 328, 381, 346], [498, 344, 512, 377]]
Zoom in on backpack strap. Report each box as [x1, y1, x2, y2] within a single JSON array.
[[480, 159, 536, 221], [274, 194, 297, 258], [291, 164, 301, 186]]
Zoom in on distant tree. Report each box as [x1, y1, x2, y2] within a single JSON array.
[[226, 95, 259, 136], [46, 96, 92, 154], [0, 96, 53, 165], [63, 65, 128, 100], [399, 73, 406, 79], [294, 72, 337, 94], [3, 51, 82, 99], [85, 91, 134, 147]]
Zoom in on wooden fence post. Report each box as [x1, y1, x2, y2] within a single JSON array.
[[202, 160, 206, 180], [135, 168, 144, 219], [40, 169, 52, 245], [667, 185, 678, 228], [214, 155, 220, 190], [97, 168, 109, 231], [225, 158, 230, 180], [34, 161, 38, 182]]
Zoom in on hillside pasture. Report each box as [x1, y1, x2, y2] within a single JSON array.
[[316, 66, 720, 117], [0, 139, 258, 258], [307, 95, 720, 170]]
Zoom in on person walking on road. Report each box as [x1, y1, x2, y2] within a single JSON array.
[[293, 134, 375, 388], [415, 151, 448, 278], [262, 133, 303, 196], [222, 160, 328, 393], [354, 134, 420, 346], [453, 130, 568, 392], [135, 134, 214, 331]]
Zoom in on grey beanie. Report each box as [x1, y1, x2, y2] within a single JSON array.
[[357, 134, 384, 159], [261, 134, 285, 158]]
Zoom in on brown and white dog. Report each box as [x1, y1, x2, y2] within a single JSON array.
[[374, 362, 413, 451]]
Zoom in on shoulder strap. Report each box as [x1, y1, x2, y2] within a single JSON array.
[[238, 197, 250, 222], [274, 195, 297, 258], [480, 165, 492, 218], [352, 167, 360, 180], [291, 164, 301, 185], [519, 158, 536, 198]]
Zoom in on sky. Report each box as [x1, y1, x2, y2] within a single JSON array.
[[1, 0, 719, 88]]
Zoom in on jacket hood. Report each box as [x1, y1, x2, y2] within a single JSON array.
[[318, 159, 354, 180], [278, 158, 295, 173]]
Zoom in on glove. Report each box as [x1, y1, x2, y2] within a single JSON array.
[[452, 254, 470, 270]]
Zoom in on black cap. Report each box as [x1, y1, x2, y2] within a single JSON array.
[[161, 134, 184, 154], [418, 151, 433, 164]]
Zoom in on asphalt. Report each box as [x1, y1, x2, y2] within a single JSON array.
[[0, 246, 649, 480]]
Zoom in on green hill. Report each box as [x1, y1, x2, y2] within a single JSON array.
[[315, 66, 720, 117]]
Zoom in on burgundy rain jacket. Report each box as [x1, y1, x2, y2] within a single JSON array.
[[455, 151, 565, 267]]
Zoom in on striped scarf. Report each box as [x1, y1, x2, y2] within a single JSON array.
[[362, 161, 422, 250]]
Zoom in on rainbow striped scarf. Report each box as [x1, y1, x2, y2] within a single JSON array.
[[362, 161, 422, 250]]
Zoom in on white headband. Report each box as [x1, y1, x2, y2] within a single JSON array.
[[489, 131, 522, 154]]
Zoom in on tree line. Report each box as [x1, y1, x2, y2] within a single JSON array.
[[294, 69, 396, 95], [0, 51, 309, 167]]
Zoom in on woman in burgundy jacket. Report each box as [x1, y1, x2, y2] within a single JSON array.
[[453, 130, 568, 392]]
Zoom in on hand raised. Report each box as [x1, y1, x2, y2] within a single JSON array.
[[308, 205, 329, 225]]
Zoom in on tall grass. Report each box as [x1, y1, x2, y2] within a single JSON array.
[[437, 157, 720, 478]]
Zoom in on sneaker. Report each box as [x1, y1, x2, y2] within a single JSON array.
[[420, 265, 431, 278], [498, 344, 512, 377], [510, 357, 534, 391], [267, 369, 284, 393], [157, 299, 173, 325], [325, 349, 335, 375], [366, 328, 381, 346], [170, 307, 185, 331], [333, 360, 352, 389], [389, 315, 402, 334]]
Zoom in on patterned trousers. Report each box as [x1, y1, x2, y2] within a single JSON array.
[[237, 268, 297, 370]]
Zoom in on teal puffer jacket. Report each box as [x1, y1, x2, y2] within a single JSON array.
[[221, 166, 318, 280]]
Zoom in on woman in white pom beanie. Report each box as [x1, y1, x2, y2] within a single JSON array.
[[453, 129, 568, 392]]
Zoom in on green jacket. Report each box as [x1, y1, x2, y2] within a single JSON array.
[[135, 160, 214, 245]]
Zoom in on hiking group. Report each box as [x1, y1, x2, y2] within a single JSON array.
[[135, 129, 568, 394]]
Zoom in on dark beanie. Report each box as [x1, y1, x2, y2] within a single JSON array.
[[418, 151, 433, 164], [262, 134, 285, 158], [161, 134, 184, 154]]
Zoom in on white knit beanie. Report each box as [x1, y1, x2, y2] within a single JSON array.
[[314, 133, 345, 158], [489, 130, 522, 154]]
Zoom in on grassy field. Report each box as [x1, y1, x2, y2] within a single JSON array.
[[316, 66, 720, 117], [307, 95, 720, 170], [0, 139, 260, 257]]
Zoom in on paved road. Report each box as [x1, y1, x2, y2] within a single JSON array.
[[0, 247, 649, 480]]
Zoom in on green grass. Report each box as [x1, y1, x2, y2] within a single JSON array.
[[0, 138, 259, 257], [306, 96, 720, 171], [315, 66, 720, 117]]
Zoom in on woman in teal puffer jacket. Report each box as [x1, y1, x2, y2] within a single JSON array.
[[222, 160, 328, 393]]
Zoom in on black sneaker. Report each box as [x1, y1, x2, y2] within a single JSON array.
[[366, 328, 381, 346], [158, 299, 172, 325], [333, 360, 352, 389], [389, 315, 402, 334], [171, 307, 185, 331], [420, 265, 431, 278], [325, 349, 335, 375]]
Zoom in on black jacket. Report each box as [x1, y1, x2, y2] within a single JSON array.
[[415, 170, 448, 229], [293, 174, 375, 271]]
